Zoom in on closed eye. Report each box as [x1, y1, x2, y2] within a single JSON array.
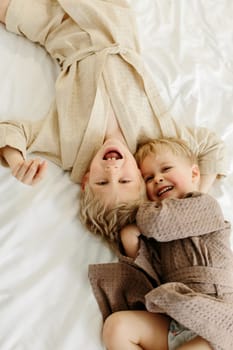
[[96, 181, 108, 186], [119, 180, 131, 184], [162, 166, 172, 172], [95, 180, 132, 185], [144, 175, 154, 183]]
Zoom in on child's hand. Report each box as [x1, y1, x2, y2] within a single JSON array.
[[120, 224, 141, 259], [12, 158, 47, 185], [1, 146, 47, 185]]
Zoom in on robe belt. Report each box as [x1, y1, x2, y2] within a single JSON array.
[[60, 42, 177, 141], [62, 42, 173, 117], [164, 266, 233, 289], [61, 43, 133, 70]]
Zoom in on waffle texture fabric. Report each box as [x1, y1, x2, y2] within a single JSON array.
[[89, 192, 233, 350], [0, 0, 226, 182]]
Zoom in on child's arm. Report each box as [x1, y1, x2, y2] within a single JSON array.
[[199, 174, 216, 193], [1, 146, 47, 185], [180, 126, 226, 186], [120, 224, 141, 259], [0, 118, 59, 185], [136, 193, 226, 242]]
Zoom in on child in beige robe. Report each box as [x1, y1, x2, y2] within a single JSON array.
[[0, 1, 227, 231]]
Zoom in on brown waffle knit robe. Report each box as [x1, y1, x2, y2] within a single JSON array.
[[89, 193, 233, 350]]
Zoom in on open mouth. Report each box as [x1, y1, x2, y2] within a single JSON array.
[[103, 150, 123, 160], [157, 186, 174, 197]]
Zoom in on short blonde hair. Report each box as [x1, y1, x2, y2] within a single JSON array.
[[135, 137, 198, 166], [79, 184, 144, 250]]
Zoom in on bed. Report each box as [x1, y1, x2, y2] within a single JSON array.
[[0, 1, 232, 349]]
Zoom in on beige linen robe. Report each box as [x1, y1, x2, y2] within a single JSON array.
[[0, 0, 227, 183], [89, 193, 233, 350]]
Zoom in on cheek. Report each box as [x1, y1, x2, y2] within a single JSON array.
[[129, 159, 140, 172], [173, 175, 191, 189], [89, 159, 102, 174], [129, 165, 143, 180], [146, 183, 155, 200]]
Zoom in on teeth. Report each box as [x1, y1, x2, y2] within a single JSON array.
[[104, 151, 122, 160], [157, 186, 173, 197]]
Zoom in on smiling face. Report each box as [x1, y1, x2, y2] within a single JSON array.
[[82, 139, 145, 206], [139, 148, 200, 202]]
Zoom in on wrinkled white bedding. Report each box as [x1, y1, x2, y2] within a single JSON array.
[[0, 1, 232, 349]]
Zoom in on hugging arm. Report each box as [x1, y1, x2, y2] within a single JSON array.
[[199, 173, 216, 193], [194, 127, 226, 192], [180, 126, 227, 192], [136, 193, 226, 241], [120, 224, 141, 259]]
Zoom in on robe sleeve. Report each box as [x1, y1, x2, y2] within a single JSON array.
[[0, 119, 40, 164], [0, 1, 67, 167], [176, 125, 227, 178], [136, 193, 227, 241], [0, 104, 62, 168], [5, 0, 65, 50]]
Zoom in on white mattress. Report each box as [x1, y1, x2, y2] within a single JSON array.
[[0, 1, 232, 349]]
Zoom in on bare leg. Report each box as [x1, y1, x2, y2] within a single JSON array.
[[177, 336, 213, 350], [0, 0, 11, 23], [102, 310, 170, 350]]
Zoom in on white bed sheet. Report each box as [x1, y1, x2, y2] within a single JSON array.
[[0, 1, 232, 349]]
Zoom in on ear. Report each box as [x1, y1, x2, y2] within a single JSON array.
[[81, 172, 90, 191], [191, 164, 200, 184]]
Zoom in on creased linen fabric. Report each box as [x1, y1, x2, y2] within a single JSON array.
[[89, 193, 233, 350], [0, 0, 227, 182]]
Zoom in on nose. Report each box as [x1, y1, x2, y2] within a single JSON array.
[[104, 163, 120, 182], [154, 175, 163, 184], [104, 163, 120, 171]]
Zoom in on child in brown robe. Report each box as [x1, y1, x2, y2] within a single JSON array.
[[89, 138, 233, 350]]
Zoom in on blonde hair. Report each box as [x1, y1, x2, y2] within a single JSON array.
[[79, 137, 197, 249], [79, 184, 144, 250], [135, 137, 198, 166]]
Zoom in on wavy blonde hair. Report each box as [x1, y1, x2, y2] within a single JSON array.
[[79, 184, 145, 250], [135, 137, 198, 166]]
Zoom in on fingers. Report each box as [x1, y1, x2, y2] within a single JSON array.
[[31, 160, 48, 185], [12, 158, 47, 185]]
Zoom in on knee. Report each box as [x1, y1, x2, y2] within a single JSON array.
[[102, 312, 128, 348]]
